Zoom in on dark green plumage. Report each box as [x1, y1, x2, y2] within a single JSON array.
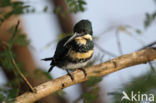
[[72, 39, 94, 53], [74, 20, 93, 35], [53, 36, 71, 60]]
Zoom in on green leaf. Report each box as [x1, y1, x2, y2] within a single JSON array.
[[144, 12, 156, 28], [79, 5, 85, 12], [111, 71, 156, 103], [4, 11, 14, 19], [0, 0, 11, 7], [135, 29, 142, 34], [79, 0, 86, 5], [34, 69, 53, 80], [152, 12, 156, 19], [83, 88, 99, 103], [66, 0, 86, 13], [144, 13, 151, 28], [0, 50, 14, 71], [8, 24, 29, 46], [8, 88, 17, 98], [14, 34, 29, 46], [43, 6, 48, 12], [55, 90, 65, 96], [53, 6, 62, 14], [0, 87, 17, 103], [85, 77, 102, 87], [31, 8, 35, 13]]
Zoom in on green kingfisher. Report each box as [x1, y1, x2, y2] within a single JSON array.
[[42, 20, 94, 80]]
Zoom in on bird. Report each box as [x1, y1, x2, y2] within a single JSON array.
[[42, 20, 94, 80]]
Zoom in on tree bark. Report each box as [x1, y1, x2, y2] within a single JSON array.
[[15, 48, 156, 103]]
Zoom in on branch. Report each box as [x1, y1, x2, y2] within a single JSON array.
[[138, 41, 156, 50], [15, 48, 156, 103], [9, 50, 35, 92], [115, 29, 123, 55]]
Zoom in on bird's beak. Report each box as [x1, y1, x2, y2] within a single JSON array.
[[64, 33, 77, 46]]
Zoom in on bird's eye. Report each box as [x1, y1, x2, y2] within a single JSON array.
[[82, 29, 85, 32], [81, 29, 86, 33]]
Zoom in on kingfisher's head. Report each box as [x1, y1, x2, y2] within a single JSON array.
[[64, 20, 93, 46], [74, 20, 93, 35]]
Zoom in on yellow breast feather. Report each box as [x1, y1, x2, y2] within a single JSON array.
[[69, 49, 94, 59], [83, 34, 92, 40], [75, 34, 92, 45]]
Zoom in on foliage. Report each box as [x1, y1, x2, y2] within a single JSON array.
[[0, 0, 156, 103], [8, 25, 29, 46], [83, 87, 99, 103], [66, 0, 86, 13], [0, 0, 86, 102], [34, 69, 53, 80], [0, 87, 17, 103], [85, 77, 102, 87], [0, 20, 30, 102], [53, 0, 86, 15], [110, 69, 156, 103], [144, 12, 156, 28], [0, 0, 87, 24], [0, 0, 29, 23], [82, 77, 102, 103], [73, 77, 102, 103]]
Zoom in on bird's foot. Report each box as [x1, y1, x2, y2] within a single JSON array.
[[66, 70, 74, 81], [78, 68, 87, 77]]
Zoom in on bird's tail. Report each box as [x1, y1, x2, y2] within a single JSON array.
[[48, 65, 54, 72], [41, 57, 55, 72], [41, 57, 53, 61]]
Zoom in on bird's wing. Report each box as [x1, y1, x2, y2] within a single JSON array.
[[54, 36, 72, 60]]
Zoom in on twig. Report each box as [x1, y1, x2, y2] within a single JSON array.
[[9, 20, 20, 48], [148, 61, 155, 72], [15, 48, 156, 103], [8, 51, 35, 92], [138, 41, 156, 50], [137, 41, 156, 72], [115, 29, 123, 55], [3, 21, 35, 92], [94, 42, 117, 57], [0, 41, 21, 96]]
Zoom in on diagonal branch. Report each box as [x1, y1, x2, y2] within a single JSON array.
[[138, 41, 156, 50], [15, 48, 156, 103]]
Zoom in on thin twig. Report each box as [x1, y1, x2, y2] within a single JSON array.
[[0, 41, 21, 96], [7, 21, 35, 92], [9, 20, 20, 48], [115, 29, 123, 55], [1, 40, 35, 92], [138, 41, 156, 50], [137, 41, 156, 72], [8, 51, 35, 92], [148, 61, 155, 72]]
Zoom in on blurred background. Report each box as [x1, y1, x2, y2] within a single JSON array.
[[0, 0, 156, 103]]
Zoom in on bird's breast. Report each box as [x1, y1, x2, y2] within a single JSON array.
[[55, 34, 94, 69], [75, 34, 92, 45], [67, 34, 94, 61], [68, 49, 94, 60], [62, 61, 89, 69]]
